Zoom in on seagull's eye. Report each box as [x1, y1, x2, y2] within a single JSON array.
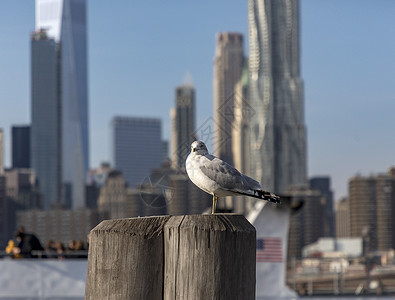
[[193, 148, 196, 152]]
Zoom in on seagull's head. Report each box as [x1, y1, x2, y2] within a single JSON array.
[[190, 140, 208, 155]]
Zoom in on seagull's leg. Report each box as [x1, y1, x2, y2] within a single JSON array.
[[212, 195, 218, 214]]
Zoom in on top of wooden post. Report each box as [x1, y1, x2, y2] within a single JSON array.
[[164, 214, 256, 232]]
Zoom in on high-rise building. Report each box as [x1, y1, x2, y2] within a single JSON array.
[[310, 177, 334, 237], [0, 129, 4, 175], [31, 29, 61, 209], [287, 186, 324, 258], [112, 117, 162, 189], [12, 126, 31, 169], [375, 174, 395, 250], [348, 172, 395, 252], [33, 0, 89, 209], [232, 60, 254, 215], [0, 176, 7, 248], [248, 0, 307, 194], [349, 176, 377, 251], [171, 78, 196, 170], [213, 32, 244, 166], [335, 197, 350, 238], [162, 140, 169, 163]]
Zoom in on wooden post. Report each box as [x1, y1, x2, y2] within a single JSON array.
[[84, 216, 171, 300], [85, 214, 256, 299], [164, 214, 256, 300]]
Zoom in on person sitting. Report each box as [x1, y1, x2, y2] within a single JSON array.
[[14, 229, 44, 258]]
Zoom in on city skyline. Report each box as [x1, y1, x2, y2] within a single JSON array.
[[0, 1, 394, 200]]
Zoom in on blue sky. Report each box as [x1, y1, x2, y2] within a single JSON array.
[[0, 0, 394, 200]]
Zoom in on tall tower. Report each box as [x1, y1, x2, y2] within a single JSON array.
[[213, 32, 244, 166], [34, 0, 88, 208], [31, 29, 61, 209], [248, 0, 307, 194], [171, 74, 196, 170]]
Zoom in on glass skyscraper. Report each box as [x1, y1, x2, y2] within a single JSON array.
[[248, 0, 307, 194], [32, 0, 88, 208], [112, 117, 162, 189]]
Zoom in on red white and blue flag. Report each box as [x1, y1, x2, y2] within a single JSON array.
[[256, 237, 283, 263]]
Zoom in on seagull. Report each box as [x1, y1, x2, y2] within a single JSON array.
[[186, 140, 280, 214]]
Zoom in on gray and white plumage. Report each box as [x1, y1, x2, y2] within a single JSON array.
[[186, 141, 280, 209]]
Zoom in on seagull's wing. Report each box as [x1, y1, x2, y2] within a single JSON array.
[[198, 154, 280, 203], [198, 154, 245, 191]]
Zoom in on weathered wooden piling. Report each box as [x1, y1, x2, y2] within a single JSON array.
[[84, 216, 171, 300], [164, 214, 256, 300], [85, 214, 256, 300]]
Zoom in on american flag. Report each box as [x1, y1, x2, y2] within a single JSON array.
[[256, 237, 283, 263]]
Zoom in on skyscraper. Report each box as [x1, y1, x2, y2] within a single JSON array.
[[112, 117, 162, 189], [213, 32, 244, 166], [248, 0, 307, 194], [0, 129, 4, 175], [349, 171, 395, 251], [232, 60, 254, 214], [171, 77, 196, 170], [287, 187, 324, 258], [31, 29, 61, 209], [33, 0, 89, 208], [310, 176, 334, 237], [349, 176, 377, 251], [12, 125, 31, 169]]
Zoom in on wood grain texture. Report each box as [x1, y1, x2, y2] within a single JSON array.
[[164, 214, 256, 300], [84, 216, 171, 300]]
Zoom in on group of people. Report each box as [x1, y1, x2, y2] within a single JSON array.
[[5, 227, 88, 259], [44, 239, 87, 259]]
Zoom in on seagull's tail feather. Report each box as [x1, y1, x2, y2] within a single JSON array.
[[230, 188, 281, 203], [253, 189, 281, 204]]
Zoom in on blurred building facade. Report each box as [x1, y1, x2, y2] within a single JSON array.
[[97, 171, 128, 219], [171, 77, 196, 170], [248, 0, 307, 195], [213, 32, 244, 211], [12, 125, 31, 169], [16, 208, 104, 246], [112, 117, 162, 189], [310, 177, 334, 237], [288, 186, 325, 259], [31, 29, 61, 210], [33, 0, 89, 209], [349, 169, 395, 251], [0, 176, 6, 248], [0, 129, 4, 175], [213, 32, 244, 166], [0, 169, 42, 248], [335, 197, 350, 238], [232, 60, 255, 215]]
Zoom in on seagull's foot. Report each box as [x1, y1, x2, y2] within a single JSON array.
[[211, 195, 218, 214]]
